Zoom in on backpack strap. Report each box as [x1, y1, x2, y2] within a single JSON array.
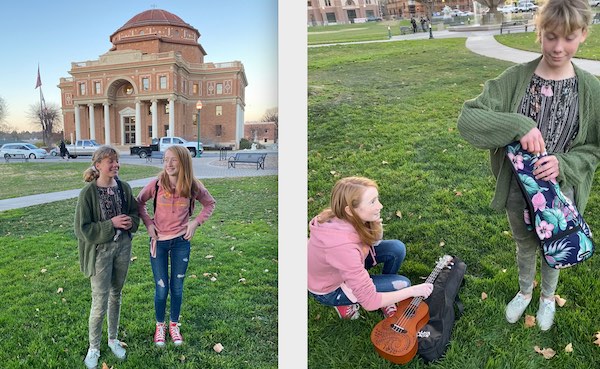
[[153, 179, 159, 215], [116, 178, 127, 209]]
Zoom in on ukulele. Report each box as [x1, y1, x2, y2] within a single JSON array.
[[370, 255, 453, 364]]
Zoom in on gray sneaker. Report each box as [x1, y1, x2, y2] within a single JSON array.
[[108, 339, 126, 359], [505, 292, 532, 323], [536, 298, 556, 331], [84, 348, 100, 369]]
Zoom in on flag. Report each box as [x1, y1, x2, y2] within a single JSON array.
[[35, 65, 42, 89]]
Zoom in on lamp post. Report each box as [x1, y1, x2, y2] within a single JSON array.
[[196, 100, 202, 157]]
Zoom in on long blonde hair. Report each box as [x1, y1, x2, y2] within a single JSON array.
[[158, 145, 199, 198], [318, 176, 382, 247], [535, 0, 592, 42], [83, 146, 119, 182]]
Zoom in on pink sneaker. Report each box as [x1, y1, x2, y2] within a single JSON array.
[[334, 304, 360, 320], [154, 322, 166, 347], [381, 304, 397, 318], [169, 322, 183, 346]]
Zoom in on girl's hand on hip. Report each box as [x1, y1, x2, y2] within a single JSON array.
[[520, 128, 546, 155], [147, 224, 159, 239], [533, 155, 559, 181], [183, 220, 199, 240]]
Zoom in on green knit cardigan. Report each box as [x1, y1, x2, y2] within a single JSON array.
[[457, 56, 600, 214], [74, 180, 140, 277]]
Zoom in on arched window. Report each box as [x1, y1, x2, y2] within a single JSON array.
[[346, 0, 355, 5]]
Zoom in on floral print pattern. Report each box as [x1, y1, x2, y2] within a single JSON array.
[[507, 142, 594, 269]]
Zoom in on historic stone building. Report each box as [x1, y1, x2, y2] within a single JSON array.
[[58, 8, 247, 149], [244, 121, 277, 145], [307, 0, 382, 26]]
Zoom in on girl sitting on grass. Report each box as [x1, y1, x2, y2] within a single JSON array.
[[137, 145, 216, 347], [75, 146, 140, 369], [458, 0, 600, 331], [308, 176, 433, 320]]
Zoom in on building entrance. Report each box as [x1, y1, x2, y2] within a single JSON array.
[[124, 117, 136, 144]]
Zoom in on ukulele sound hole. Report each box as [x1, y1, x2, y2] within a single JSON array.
[[391, 324, 406, 333]]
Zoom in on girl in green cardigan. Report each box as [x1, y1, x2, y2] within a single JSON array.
[[458, 0, 600, 332], [75, 146, 139, 369]]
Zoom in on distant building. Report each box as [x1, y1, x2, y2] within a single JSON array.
[[244, 121, 277, 145], [307, 0, 382, 26], [58, 9, 247, 148], [385, 0, 473, 18]]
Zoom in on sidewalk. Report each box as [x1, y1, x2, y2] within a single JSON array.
[[0, 150, 277, 212]]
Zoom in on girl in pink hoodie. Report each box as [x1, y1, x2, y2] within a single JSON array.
[[308, 176, 433, 319], [137, 146, 216, 347]]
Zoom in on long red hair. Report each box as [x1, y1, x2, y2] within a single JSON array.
[[317, 176, 382, 247]]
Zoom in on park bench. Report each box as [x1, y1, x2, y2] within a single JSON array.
[[500, 20, 533, 34], [400, 26, 412, 35], [146, 150, 164, 163], [227, 152, 267, 170], [3, 153, 29, 163]]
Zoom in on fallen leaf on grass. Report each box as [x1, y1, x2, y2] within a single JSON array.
[[119, 341, 128, 348], [130, 256, 137, 262], [594, 332, 600, 346], [502, 269, 507, 273], [564, 343, 573, 352], [205, 255, 214, 259], [179, 354, 186, 363], [524, 315, 536, 328], [190, 274, 197, 279], [534, 345, 556, 359], [41, 268, 47, 273], [395, 210, 402, 218], [330, 170, 336, 175], [213, 343, 224, 353], [554, 294, 566, 307], [203, 273, 211, 277], [533, 280, 538, 288], [238, 278, 246, 283], [210, 277, 217, 282], [439, 241, 445, 247], [56, 287, 63, 294], [101, 363, 112, 369], [455, 191, 462, 196], [481, 292, 487, 300], [381, 160, 388, 165]]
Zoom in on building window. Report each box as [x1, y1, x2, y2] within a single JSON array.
[[216, 106, 222, 116], [124, 83, 133, 95], [365, 0, 371, 4], [308, 1, 312, 5], [148, 126, 153, 137], [265, 129, 269, 133], [346, 0, 354, 5], [326, 12, 337, 22], [164, 103, 170, 114], [79, 82, 86, 96], [193, 83, 198, 94], [142, 77, 149, 91], [216, 125, 222, 137], [325, 0, 331, 6], [216, 83, 223, 95], [94, 81, 101, 94], [159, 76, 167, 89]]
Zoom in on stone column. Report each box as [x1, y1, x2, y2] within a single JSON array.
[[88, 104, 95, 140], [103, 102, 110, 145], [135, 100, 142, 145], [74, 104, 81, 140], [151, 99, 158, 139], [168, 97, 175, 137]]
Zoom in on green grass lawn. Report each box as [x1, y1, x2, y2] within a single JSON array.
[[308, 38, 600, 368], [0, 162, 161, 200], [0, 175, 277, 369]]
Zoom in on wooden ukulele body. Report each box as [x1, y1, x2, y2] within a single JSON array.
[[370, 298, 430, 364]]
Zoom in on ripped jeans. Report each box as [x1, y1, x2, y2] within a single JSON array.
[[310, 239, 411, 306], [150, 236, 190, 323]]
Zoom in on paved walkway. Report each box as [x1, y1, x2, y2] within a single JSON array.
[[0, 149, 277, 212], [310, 27, 600, 75]]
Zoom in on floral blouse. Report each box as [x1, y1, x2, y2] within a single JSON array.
[[518, 74, 579, 154]]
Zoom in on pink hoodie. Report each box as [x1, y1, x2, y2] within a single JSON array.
[[307, 216, 382, 311]]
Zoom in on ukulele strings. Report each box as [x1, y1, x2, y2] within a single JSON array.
[[393, 261, 447, 328]]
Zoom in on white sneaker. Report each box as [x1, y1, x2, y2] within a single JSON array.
[[108, 339, 126, 359], [505, 292, 532, 323], [536, 298, 556, 331], [84, 348, 100, 369]]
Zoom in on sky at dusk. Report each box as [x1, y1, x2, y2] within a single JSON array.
[[0, 0, 278, 132]]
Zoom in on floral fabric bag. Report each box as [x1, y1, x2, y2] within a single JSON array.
[[506, 141, 594, 269]]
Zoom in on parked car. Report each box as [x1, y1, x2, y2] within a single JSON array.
[[516, 1, 538, 12], [0, 143, 48, 159], [498, 5, 517, 13], [64, 139, 100, 158], [130, 136, 203, 158], [49, 147, 59, 156], [366, 16, 383, 22]]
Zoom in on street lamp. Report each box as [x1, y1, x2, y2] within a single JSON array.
[[196, 100, 202, 157]]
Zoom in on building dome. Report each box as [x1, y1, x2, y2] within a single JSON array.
[[114, 9, 198, 34]]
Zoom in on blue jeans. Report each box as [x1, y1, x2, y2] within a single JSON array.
[[310, 239, 410, 307], [150, 236, 190, 323]]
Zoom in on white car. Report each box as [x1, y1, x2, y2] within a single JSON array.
[[498, 5, 517, 13], [0, 143, 48, 159]]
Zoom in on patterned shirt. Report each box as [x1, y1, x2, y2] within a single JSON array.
[[519, 74, 579, 154], [97, 185, 123, 221]]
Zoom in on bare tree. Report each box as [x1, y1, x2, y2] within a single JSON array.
[[261, 107, 278, 143], [28, 102, 62, 146], [0, 96, 8, 133]]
